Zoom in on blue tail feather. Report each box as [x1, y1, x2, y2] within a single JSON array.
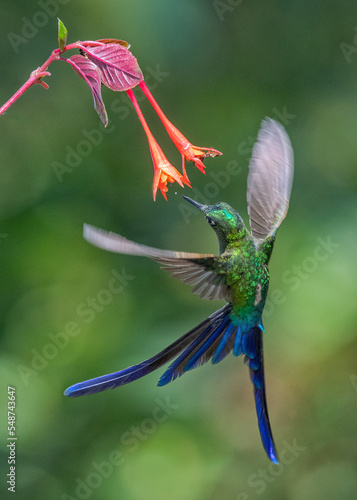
[[247, 326, 278, 464], [211, 322, 236, 364], [64, 305, 278, 464], [158, 309, 231, 386], [233, 326, 243, 356], [64, 305, 230, 397], [183, 316, 230, 371], [242, 325, 260, 359], [157, 325, 213, 386]]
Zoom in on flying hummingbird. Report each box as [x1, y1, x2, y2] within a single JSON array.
[[65, 118, 294, 464]]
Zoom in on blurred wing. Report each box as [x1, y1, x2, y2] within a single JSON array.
[[247, 118, 294, 241], [83, 223, 212, 259], [83, 224, 227, 301]]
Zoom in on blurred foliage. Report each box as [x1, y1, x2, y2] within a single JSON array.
[[0, 1, 357, 499]]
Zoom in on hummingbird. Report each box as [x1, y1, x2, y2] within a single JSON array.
[[64, 118, 294, 464]]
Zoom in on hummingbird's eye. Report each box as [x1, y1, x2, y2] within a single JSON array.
[[207, 217, 216, 226]]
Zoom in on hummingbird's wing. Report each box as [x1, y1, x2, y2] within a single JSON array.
[[83, 224, 228, 301], [247, 118, 294, 241]]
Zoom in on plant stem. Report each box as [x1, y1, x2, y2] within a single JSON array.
[[0, 50, 59, 116], [139, 81, 172, 127], [138, 81, 190, 153], [126, 88, 156, 145], [0, 41, 90, 117]]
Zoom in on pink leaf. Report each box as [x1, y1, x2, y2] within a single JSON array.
[[67, 54, 108, 126], [79, 43, 143, 92]]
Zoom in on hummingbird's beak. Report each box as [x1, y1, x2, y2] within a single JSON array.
[[181, 196, 206, 212]]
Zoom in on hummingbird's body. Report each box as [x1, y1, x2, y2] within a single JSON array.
[[65, 119, 294, 464]]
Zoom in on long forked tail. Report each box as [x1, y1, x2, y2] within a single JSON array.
[[64, 305, 278, 463], [64, 305, 232, 397], [247, 327, 278, 464]]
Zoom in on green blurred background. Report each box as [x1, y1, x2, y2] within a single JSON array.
[[1, 1, 357, 499]]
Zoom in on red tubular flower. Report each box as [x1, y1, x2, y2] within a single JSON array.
[[138, 81, 222, 176], [152, 151, 188, 201], [0, 23, 222, 201], [126, 89, 190, 200]]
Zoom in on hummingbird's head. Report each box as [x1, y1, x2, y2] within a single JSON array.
[[182, 196, 248, 252]]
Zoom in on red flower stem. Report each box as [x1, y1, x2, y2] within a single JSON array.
[[0, 51, 56, 115], [0, 76, 40, 116], [138, 81, 191, 153], [0, 41, 102, 117], [138, 81, 169, 123], [138, 81, 179, 134], [126, 89, 156, 147]]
